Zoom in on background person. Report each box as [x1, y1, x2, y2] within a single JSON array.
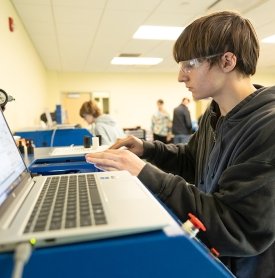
[[172, 97, 192, 144], [79, 100, 124, 145], [85, 11, 275, 278], [151, 99, 172, 143]]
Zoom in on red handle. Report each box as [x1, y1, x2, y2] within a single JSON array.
[[188, 213, 206, 231]]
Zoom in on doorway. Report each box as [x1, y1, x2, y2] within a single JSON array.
[[61, 91, 110, 126], [93, 91, 110, 114], [61, 92, 91, 126]]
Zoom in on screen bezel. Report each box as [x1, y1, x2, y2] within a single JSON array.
[[0, 108, 32, 216]]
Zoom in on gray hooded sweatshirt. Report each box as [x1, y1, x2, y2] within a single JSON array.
[[94, 114, 124, 145]]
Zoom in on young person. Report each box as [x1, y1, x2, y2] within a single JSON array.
[[79, 100, 124, 145], [172, 97, 192, 143], [151, 99, 171, 143], [85, 11, 275, 278]]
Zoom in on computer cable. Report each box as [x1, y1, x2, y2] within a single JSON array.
[[12, 242, 32, 278], [50, 127, 57, 147]]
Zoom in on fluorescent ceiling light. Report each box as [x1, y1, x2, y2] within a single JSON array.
[[133, 25, 184, 40], [67, 93, 80, 98], [111, 57, 163, 65], [261, 35, 275, 43]]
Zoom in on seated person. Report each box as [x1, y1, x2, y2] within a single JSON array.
[[40, 111, 56, 126], [79, 100, 124, 145]]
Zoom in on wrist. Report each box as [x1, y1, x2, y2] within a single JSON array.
[[133, 160, 146, 176]]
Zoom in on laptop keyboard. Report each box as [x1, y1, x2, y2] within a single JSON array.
[[24, 174, 107, 233]]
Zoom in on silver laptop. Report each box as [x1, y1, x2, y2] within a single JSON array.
[[0, 110, 174, 252]]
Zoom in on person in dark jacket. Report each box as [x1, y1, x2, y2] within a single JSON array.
[[85, 11, 275, 278], [172, 97, 192, 143]]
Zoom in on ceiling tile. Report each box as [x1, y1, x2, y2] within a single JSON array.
[[10, 0, 275, 73]]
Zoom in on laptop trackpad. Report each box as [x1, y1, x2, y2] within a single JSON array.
[[100, 181, 148, 201]]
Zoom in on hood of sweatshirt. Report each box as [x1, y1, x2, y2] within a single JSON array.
[[198, 85, 275, 193], [210, 85, 275, 128]]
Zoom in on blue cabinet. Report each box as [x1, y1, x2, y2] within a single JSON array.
[[14, 128, 92, 147]]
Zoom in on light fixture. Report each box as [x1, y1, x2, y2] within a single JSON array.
[[111, 57, 163, 65], [67, 93, 80, 98], [261, 35, 275, 43], [133, 25, 184, 40]]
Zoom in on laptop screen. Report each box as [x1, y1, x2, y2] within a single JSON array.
[[0, 110, 28, 205]]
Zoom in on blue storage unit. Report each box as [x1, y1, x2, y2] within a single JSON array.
[[28, 155, 100, 175], [0, 229, 234, 278], [14, 128, 92, 147], [20, 146, 99, 175]]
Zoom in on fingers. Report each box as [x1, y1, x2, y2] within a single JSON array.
[[87, 155, 120, 170], [86, 150, 116, 163], [85, 149, 123, 170], [109, 138, 126, 149], [85, 148, 146, 176], [109, 135, 137, 149], [94, 164, 118, 172]]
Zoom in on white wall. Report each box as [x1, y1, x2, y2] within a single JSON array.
[[0, 0, 48, 131], [252, 72, 275, 86], [47, 71, 195, 131], [47, 70, 275, 132]]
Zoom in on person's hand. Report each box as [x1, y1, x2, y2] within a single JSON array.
[[85, 148, 146, 176], [110, 135, 144, 157]]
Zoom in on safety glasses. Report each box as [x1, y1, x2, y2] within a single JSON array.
[[179, 54, 222, 73]]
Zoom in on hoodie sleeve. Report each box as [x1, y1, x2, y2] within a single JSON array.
[[138, 149, 275, 257], [138, 122, 275, 257], [141, 134, 198, 182]]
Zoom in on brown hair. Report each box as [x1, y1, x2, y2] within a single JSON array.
[[79, 100, 101, 118], [173, 11, 259, 76], [182, 98, 190, 103], [157, 99, 164, 105]]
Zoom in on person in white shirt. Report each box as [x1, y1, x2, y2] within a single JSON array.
[[151, 99, 172, 143]]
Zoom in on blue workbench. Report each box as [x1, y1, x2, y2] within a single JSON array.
[[14, 127, 92, 147], [0, 225, 234, 278], [22, 147, 99, 175]]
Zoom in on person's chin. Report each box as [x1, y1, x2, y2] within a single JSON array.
[[188, 89, 197, 99], [191, 93, 203, 101]]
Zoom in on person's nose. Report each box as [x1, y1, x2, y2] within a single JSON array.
[[178, 70, 189, 83]]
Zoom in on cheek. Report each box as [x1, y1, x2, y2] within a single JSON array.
[[85, 115, 94, 123], [192, 71, 216, 98], [195, 70, 210, 88]]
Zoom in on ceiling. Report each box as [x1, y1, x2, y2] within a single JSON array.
[[10, 0, 275, 74]]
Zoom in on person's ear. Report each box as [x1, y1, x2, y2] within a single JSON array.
[[220, 52, 237, 72]]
